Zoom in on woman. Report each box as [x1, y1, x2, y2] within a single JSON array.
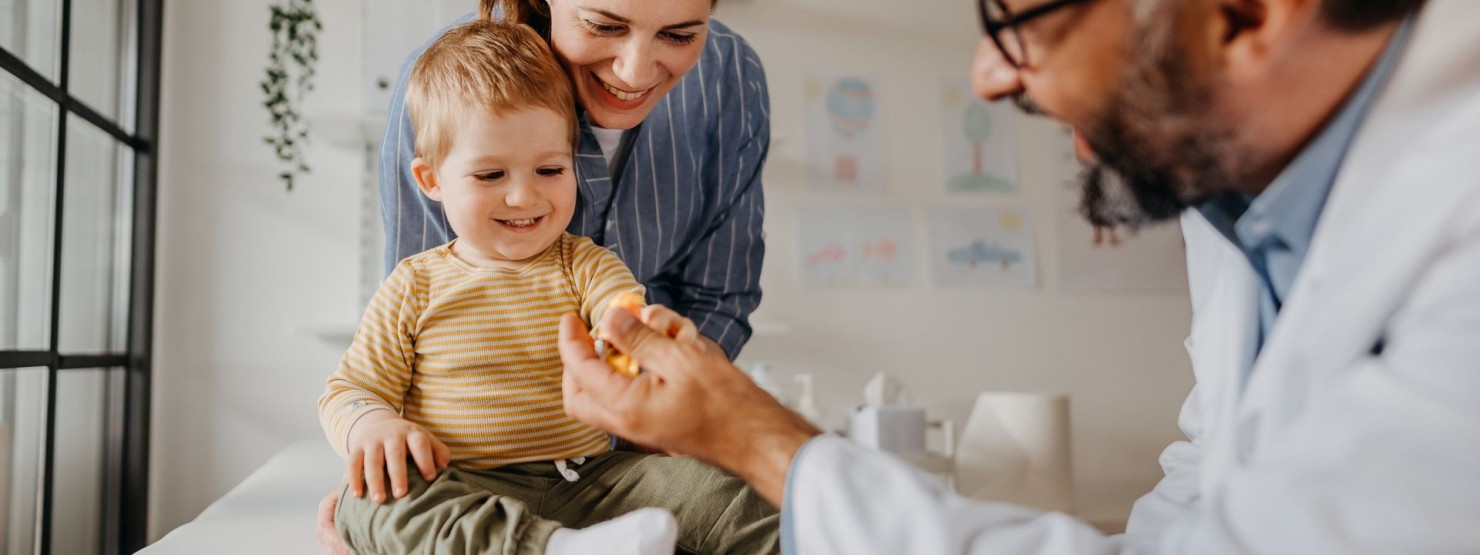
[[321, 0, 770, 551], [381, 0, 768, 360]]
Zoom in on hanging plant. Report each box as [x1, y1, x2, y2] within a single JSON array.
[[261, 0, 322, 191]]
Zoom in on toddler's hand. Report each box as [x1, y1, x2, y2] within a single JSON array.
[[344, 412, 451, 503]]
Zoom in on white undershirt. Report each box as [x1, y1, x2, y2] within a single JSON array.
[[590, 126, 625, 175]]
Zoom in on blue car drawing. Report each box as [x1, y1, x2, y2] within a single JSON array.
[[947, 240, 1022, 269]]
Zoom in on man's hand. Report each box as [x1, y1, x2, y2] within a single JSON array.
[[609, 305, 717, 455], [638, 304, 699, 343], [316, 490, 349, 555], [344, 411, 451, 503], [558, 307, 820, 505]]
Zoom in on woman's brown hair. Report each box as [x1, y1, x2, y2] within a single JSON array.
[[478, 0, 719, 36], [479, 0, 551, 36]]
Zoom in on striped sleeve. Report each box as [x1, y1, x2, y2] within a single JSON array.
[[317, 260, 424, 459], [570, 236, 646, 327], [674, 38, 769, 359]]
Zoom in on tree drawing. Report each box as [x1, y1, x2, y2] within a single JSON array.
[[964, 101, 991, 176]]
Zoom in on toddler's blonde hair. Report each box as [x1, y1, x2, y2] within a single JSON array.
[[406, 20, 577, 167]]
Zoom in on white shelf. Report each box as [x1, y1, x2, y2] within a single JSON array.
[[292, 323, 358, 347], [751, 320, 791, 337], [308, 111, 388, 149]]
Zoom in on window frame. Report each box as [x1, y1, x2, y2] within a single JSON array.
[[0, 0, 162, 552]]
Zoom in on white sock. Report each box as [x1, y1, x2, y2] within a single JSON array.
[[544, 508, 678, 555]]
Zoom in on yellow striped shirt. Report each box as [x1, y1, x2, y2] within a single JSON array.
[[318, 233, 643, 468]]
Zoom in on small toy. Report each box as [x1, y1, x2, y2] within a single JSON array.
[[592, 291, 645, 377]]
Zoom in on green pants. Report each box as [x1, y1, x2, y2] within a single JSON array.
[[335, 451, 780, 555]]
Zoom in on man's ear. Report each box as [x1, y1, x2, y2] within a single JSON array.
[[411, 157, 442, 201], [1215, 0, 1310, 77]]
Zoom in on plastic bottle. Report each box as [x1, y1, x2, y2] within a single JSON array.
[[793, 373, 825, 427]]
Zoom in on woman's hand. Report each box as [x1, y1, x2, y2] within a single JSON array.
[[558, 307, 820, 505], [343, 412, 451, 503], [316, 490, 349, 555]]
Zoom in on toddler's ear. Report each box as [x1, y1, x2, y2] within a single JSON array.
[[411, 157, 442, 201]]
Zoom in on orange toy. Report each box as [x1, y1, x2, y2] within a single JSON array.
[[594, 291, 645, 377]]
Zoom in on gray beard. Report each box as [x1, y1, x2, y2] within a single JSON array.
[[1071, 2, 1247, 229]]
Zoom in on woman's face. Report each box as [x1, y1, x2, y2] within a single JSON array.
[[547, 0, 711, 130]]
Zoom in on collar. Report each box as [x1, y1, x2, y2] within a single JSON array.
[[1198, 17, 1415, 253]]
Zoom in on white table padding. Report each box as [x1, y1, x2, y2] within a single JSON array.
[[139, 439, 341, 554]]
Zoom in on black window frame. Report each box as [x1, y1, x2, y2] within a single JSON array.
[[0, 0, 162, 553]]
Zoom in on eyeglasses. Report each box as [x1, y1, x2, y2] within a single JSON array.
[[979, 0, 1096, 68]]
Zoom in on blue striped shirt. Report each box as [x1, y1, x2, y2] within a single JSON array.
[[378, 16, 770, 359]]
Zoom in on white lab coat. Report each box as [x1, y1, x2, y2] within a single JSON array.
[[785, 1, 1480, 552]]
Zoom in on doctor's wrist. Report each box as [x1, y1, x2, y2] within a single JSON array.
[[708, 396, 821, 507]]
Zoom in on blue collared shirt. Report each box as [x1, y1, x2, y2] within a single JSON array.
[[1197, 19, 1413, 357], [378, 16, 770, 359]]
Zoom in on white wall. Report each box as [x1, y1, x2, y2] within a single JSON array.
[[715, 0, 1195, 525], [150, 0, 368, 539], [149, 0, 1194, 539]]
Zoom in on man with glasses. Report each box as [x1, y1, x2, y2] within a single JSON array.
[[557, 0, 1480, 552]]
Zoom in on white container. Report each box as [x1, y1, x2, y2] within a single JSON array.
[[848, 405, 927, 455], [953, 392, 1073, 513], [792, 374, 826, 428]]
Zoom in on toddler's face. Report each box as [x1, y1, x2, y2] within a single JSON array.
[[428, 107, 576, 268]]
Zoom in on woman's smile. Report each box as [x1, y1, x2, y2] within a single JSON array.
[[591, 71, 654, 110]]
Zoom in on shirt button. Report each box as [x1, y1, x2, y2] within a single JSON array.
[[1247, 219, 1272, 237]]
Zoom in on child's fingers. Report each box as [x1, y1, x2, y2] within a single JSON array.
[[346, 449, 365, 498], [384, 439, 409, 499], [364, 446, 386, 503], [433, 438, 452, 469], [407, 433, 438, 482]]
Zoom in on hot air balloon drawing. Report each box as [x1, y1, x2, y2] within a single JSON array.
[[826, 77, 874, 183], [805, 76, 885, 192]]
